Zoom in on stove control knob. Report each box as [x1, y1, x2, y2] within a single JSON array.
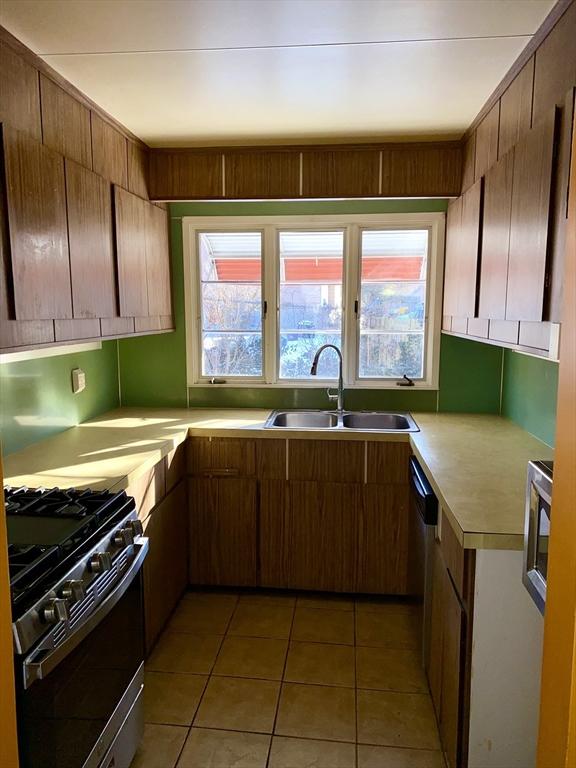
[[41, 598, 70, 624], [60, 579, 86, 603], [113, 527, 134, 547], [128, 519, 144, 538], [89, 552, 113, 574]]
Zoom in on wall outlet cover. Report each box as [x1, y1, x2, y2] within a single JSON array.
[[72, 368, 86, 394]]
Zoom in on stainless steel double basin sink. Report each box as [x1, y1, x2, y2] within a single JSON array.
[[264, 410, 419, 432]]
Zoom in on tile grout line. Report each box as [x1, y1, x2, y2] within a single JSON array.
[[354, 596, 359, 767], [266, 596, 297, 766]]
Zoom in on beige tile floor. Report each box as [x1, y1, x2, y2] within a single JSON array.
[[131, 590, 445, 768]]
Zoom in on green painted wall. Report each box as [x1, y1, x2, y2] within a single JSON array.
[[501, 349, 559, 446], [0, 341, 119, 455], [438, 334, 503, 414]]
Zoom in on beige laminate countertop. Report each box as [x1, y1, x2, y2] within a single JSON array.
[[3, 407, 553, 551]]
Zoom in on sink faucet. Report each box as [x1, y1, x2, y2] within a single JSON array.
[[310, 344, 344, 413]]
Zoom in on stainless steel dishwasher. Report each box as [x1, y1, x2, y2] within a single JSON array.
[[409, 456, 438, 665]]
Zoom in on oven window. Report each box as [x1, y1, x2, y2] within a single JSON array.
[[17, 573, 143, 768], [536, 498, 551, 581]]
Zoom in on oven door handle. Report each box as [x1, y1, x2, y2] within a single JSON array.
[[23, 539, 149, 690]]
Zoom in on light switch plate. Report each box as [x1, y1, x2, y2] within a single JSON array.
[[72, 368, 86, 394]]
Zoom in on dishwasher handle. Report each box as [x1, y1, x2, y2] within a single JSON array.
[[409, 457, 438, 525]]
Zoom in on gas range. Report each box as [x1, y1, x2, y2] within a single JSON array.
[[4, 486, 145, 661]]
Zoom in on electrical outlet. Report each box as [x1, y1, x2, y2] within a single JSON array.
[[71, 368, 86, 394]]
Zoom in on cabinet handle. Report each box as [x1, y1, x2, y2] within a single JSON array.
[[202, 468, 240, 477]]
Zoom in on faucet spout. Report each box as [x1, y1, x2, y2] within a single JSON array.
[[310, 344, 344, 413]]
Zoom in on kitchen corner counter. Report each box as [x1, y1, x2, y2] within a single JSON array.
[[3, 407, 553, 551]]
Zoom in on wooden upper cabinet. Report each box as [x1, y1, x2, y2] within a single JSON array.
[[461, 133, 476, 192], [148, 150, 222, 200], [127, 141, 149, 199], [457, 179, 483, 318], [499, 57, 535, 158], [474, 102, 500, 180], [478, 149, 514, 320], [91, 113, 128, 187], [2, 125, 72, 320], [532, 1, 576, 125], [225, 151, 300, 198], [382, 144, 462, 197], [114, 185, 148, 317], [302, 149, 379, 197], [0, 41, 41, 140], [506, 109, 557, 321], [65, 159, 116, 318], [443, 196, 462, 318], [40, 75, 92, 168], [145, 203, 172, 317]]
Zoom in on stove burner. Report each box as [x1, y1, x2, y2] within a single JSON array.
[[4, 485, 134, 618]]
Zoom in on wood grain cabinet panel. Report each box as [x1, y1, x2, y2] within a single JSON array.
[[65, 158, 116, 318], [366, 441, 410, 485], [0, 41, 41, 140], [288, 439, 364, 483], [260, 479, 289, 588], [127, 140, 149, 199], [189, 478, 257, 586], [474, 102, 500, 180], [382, 144, 462, 197], [225, 151, 300, 198], [357, 485, 410, 594], [255, 439, 287, 480], [114, 185, 148, 317], [91, 112, 128, 187], [461, 133, 476, 192], [499, 57, 535, 158], [100, 317, 135, 337], [144, 481, 188, 652], [532, 1, 576, 126], [285, 481, 358, 592], [478, 149, 514, 320], [40, 75, 92, 168], [54, 318, 100, 341], [506, 109, 556, 321], [148, 150, 222, 200], [187, 437, 256, 477], [2, 125, 72, 320], [442, 197, 463, 317], [457, 179, 483, 318], [145, 203, 172, 317], [302, 150, 379, 197], [440, 571, 465, 768]]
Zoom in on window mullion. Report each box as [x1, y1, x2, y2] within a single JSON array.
[[343, 224, 360, 387], [263, 226, 277, 384]]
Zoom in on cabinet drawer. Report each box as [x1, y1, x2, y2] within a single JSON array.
[[439, 510, 473, 604], [288, 439, 364, 482], [187, 437, 256, 477], [366, 442, 410, 484]]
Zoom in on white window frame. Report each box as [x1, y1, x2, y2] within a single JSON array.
[[183, 213, 445, 390]]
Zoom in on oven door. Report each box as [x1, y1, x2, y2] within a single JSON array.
[[16, 547, 147, 768], [523, 463, 552, 616]]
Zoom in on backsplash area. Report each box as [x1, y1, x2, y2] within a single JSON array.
[[1, 342, 119, 455]]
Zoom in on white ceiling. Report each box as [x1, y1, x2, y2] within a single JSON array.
[[0, 0, 556, 146]]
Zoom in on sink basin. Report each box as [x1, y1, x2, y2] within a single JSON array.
[[341, 412, 417, 431], [264, 410, 418, 432], [266, 410, 338, 429]]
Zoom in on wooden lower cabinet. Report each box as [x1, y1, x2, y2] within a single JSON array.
[[427, 538, 468, 768], [259, 479, 410, 594], [143, 481, 188, 652], [189, 477, 257, 587]]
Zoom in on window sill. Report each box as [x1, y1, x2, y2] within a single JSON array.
[[188, 380, 439, 391]]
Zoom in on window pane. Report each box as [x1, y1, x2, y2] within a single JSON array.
[[359, 333, 424, 379], [202, 332, 262, 377], [359, 230, 428, 379], [278, 231, 344, 379], [198, 232, 262, 376]]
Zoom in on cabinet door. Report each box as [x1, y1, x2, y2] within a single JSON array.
[[478, 149, 514, 320], [91, 113, 128, 187], [457, 178, 482, 318], [260, 480, 289, 588], [65, 159, 116, 318], [2, 124, 71, 320], [357, 485, 410, 594], [440, 573, 465, 768], [0, 41, 42, 140], [114, 185, 148, 317], [426, 541, 445, 719], [442, 196, 462, 318], [285, 481, 358, 592], [506, 109, 557, 321], [40, 75, 92, 168], [189, 478, 257, 586], [145, 203, 172, 317]]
